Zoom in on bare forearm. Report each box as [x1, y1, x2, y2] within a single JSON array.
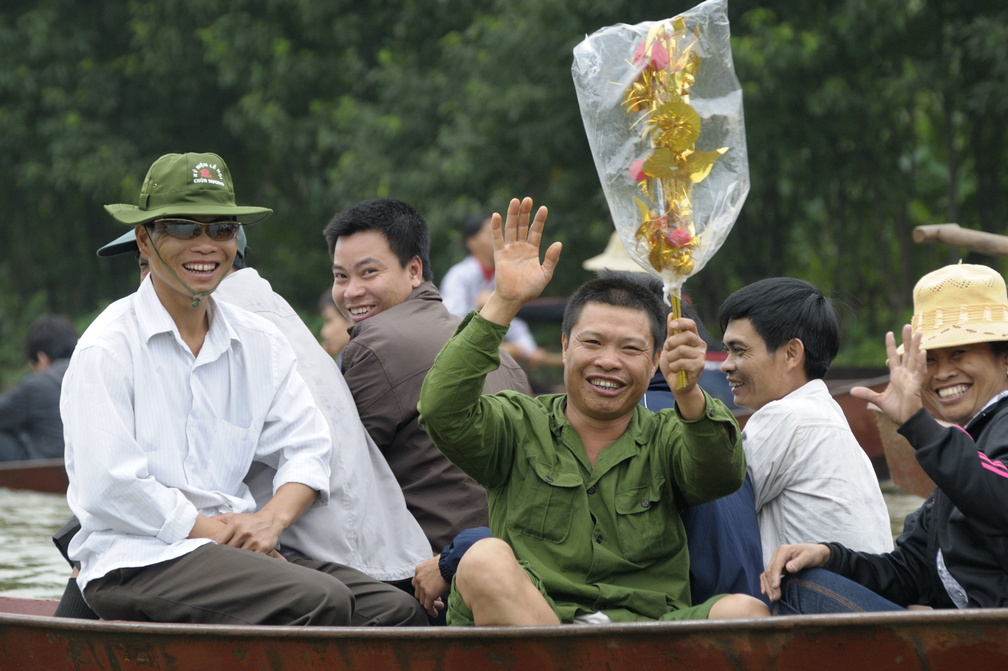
[[672, 385, 707, 421], [259, 482, 317, 532], [207, 482, 318, 554]]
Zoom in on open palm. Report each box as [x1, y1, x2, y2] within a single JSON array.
[[490, 197, 562, 307], [850, 324, 925, 425]]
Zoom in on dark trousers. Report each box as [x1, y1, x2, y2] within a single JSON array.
[[82, 544, 427, 626]]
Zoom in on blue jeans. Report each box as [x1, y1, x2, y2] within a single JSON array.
[[774, 568, 904, 615]]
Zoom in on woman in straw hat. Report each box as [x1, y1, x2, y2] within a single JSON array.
[[760, 263, 1008, 613]]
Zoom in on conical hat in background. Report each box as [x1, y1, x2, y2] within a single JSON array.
[[582, 233, 646, 273]]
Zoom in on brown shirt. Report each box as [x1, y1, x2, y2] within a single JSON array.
[[341, 282, 531, 552]]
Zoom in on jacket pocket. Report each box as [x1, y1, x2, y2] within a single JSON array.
[[510, 457, 582, 544], [614, 477, 669, 564]]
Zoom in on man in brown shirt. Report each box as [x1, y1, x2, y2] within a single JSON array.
[[323, 198, 531, 556]]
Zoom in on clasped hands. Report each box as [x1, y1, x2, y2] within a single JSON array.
[[191, 509, 286, 560]]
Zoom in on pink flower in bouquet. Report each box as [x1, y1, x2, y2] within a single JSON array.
[[632, 39, 648, 68], [629, 160, 648, 182], [649, 40, 670, 71], [632, 37, 671, 72], [665, 227, 693, 248]]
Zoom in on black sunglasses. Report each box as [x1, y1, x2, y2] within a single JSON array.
[[152, 218, 242, 242]]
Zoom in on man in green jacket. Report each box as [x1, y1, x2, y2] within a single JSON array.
[[418, 197, 770, 626]]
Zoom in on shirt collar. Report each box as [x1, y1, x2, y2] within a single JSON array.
[[549, 395, 655, 472], [781, 378, 826, 400], [134, 276, 177, 342], [965, 389, 1008, 430], [133, 276, 239, 361]]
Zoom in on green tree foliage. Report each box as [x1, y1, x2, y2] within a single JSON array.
[[1, 0, 1006, 369], [715, 0, 1008, 364]]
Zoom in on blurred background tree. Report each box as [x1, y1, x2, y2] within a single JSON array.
[[1, 0, 1006, 376]]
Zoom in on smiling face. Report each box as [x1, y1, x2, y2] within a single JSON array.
[[331, 230, 423, 324], [561, 302, 660, 427], [721, 317, 805, 411], [136, 217, 236, 311], [923, 342, 1008, 426]]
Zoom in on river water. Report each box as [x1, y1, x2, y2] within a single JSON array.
[[0, 483, 926, 601], [0, 488, 73, 599]]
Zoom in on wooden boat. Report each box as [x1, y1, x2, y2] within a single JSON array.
[[2, 596, 1007, 670], [0, 458, 67, 494]]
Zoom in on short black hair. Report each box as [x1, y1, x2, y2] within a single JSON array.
[[595, 270, 721, 345], [990, 340, 1008, 357], [562, 276, 665, 355], [322, 198, 432, 281], [461, 212, 491, 246], [717, 277, 839, 379], [25, 314, 78, 364], [317, 289, 337, 313]]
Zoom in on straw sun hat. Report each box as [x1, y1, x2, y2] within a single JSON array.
[[910, 263, 1008, 350]]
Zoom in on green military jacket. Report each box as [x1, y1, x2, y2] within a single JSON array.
[[418, 312, 744, 622]]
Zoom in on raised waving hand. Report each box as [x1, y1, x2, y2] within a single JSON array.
[[479, 197, 563, 326]]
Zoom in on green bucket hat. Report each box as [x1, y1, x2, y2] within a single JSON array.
[[97, 226, 248, 259], [103, 152, 273, 225]]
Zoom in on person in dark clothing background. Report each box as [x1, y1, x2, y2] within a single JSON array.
[[0, 314, 77, 460]]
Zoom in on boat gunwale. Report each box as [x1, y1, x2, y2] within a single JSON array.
[[2, 606, 1007, 640]]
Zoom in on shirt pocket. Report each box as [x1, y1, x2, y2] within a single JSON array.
[[614, 477, 670, 564], [510, 457, 582, 544], [185, 419, 257, 493]]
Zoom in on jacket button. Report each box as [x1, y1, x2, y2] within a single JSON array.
[[640, 500, 651, 508], [545, 476, 554, 483], [586, 486, 596, 494], [595, 535, 603, 544]]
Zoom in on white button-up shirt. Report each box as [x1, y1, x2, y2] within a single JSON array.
[[217, 268, 430, 580], [63, 278, 331, 591], [743, 379, 894, 565]]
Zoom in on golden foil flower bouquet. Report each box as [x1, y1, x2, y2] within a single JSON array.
[[572, 0, 748, 386]]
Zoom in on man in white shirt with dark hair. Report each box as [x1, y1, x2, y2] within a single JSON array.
[[717, 277, 893, 565], [63, 152, 426, 626]]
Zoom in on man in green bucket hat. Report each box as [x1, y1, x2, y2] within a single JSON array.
[[60, 152, 427, 626], [101, 152, 272, 307]]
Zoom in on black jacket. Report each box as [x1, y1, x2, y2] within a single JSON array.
[[825, 398, 1008, 608]]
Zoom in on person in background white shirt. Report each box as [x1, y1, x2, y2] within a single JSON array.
[[62, 151, 426, 626], [439, 212, 547, 368], [717, 277, 893, 565]]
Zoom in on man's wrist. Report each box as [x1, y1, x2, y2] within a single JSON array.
[[673, 386, 707, 421], [479, 290, 528, 327]]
